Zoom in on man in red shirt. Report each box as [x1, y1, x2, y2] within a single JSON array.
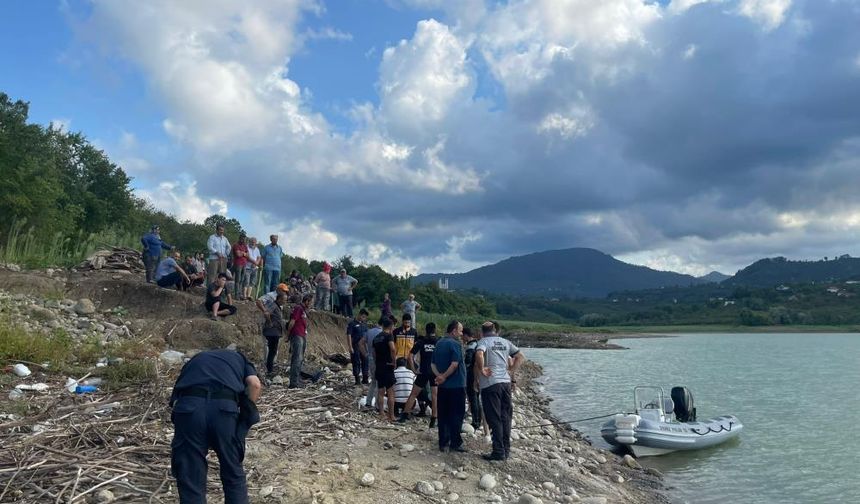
[[287, 293, 313, 389], [231, 234, 249, 300]]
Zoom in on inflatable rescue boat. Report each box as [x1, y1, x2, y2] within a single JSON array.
[[601, 386, 742, 457]]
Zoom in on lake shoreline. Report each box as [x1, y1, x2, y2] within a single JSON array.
[[506, 330, 672, 350]]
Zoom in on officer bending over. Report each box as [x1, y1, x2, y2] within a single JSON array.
[[170, 349, 262, 503]]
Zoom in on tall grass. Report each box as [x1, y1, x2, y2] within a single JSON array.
[[0, 319, 75, 365], [0, 219, 138, 269]]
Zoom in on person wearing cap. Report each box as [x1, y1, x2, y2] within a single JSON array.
[[474, 321, 526, 461], [332, 268, 358, 318], [313, 263, 332, 311], [255, 283, 290, 319], [207, 224, 231, 285], [231, 234, 249, 300], [140, 225, 173, 283]]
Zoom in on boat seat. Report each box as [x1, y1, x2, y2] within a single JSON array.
[[663, 398, 675, 415]]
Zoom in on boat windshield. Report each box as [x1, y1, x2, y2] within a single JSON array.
[[634, 386, 666, 412]]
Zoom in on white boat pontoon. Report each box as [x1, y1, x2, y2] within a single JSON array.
[[601, 386, 742, 457]]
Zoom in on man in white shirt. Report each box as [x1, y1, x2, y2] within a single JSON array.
[[393, 358, 416, 414], [206, 224, 231, 285], [244, 237, 262, 300]]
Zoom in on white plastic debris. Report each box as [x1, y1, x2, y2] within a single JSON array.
[[159, 350, 186, 365], [12, 363, 31, 377], [16, 383, 49, 392], [8, 389, 25, 400], [65, 378, 79, 393]]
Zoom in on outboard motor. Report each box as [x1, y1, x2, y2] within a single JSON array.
[[671, 386, 697, 422]]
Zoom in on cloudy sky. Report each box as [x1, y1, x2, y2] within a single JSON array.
[[3, 0, 860, 276]]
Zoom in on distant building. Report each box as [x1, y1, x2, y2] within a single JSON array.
[[826, 286, 840, 294], [437, 278, 449, 290], [776, 285, 790, 291]]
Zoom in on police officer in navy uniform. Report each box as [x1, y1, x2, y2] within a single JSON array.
[[170, 349, 262, 503]]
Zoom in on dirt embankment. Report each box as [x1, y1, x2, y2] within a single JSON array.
[[0, 266, 668, 504], [59, 269, 350, 361]]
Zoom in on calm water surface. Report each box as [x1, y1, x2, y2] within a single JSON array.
[[527, 334, 860, 504]]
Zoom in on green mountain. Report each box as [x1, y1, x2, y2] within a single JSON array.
[[726, 255, 860, 287], [698, 271, 731, 283], [412, 248, 702, 298]]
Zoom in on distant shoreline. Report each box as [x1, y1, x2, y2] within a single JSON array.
[[507, 325, 859, 350]]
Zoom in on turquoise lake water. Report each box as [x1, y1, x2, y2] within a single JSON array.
[[527, 333, 860, 504]]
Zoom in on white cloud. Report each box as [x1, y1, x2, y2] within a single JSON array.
[[246, 212, 340, 260], [537, 105, 595, 139], [682, 43, 698, 60], [379, 19, 475, 135], [668, 0, 717, 15], [69, 0, 860, 278], [50, 118, 71, 132], [737, 0, 792, 31], [137, 181, 227, 223], [86, 0, 322, 155], [478, 0, 662, 97], [304, 26, 353, 42]]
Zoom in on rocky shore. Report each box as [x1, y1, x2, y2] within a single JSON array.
[[0, 265, 669, 503]]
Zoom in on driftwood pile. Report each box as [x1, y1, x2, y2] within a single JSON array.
[[77, 247, 144, 273], [0, 365, 370, 503], [0, 373, 174, 503]]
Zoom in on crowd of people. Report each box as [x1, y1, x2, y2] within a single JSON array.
[[154, 223, 526, 502], [346, 314, 526, 460], [141, 224, 381, 318]]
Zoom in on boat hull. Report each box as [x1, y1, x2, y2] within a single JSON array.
[[601, 414, 742, 457]]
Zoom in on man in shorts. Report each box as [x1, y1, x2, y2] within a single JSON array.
[[373, 316, 397, 421]]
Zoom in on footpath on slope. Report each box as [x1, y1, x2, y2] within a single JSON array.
[[0, 262, 668, 504]]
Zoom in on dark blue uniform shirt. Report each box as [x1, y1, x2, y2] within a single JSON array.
[[174, 349, 256, 394]]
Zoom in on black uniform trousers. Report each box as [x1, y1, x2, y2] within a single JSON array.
[[481, 382, 513, 458], [350, 350, 369, 380], [436, 386, 466, 450], [171, 396, 248, 504]]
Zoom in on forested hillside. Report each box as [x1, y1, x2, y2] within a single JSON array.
[[726, 255, 860, 287]]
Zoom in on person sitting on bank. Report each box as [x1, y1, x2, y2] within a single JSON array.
[[393, 357, 416, 415], [207, 273, 237, 321], [154, 250, 191, 290], [182, 255, 206, 290]]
